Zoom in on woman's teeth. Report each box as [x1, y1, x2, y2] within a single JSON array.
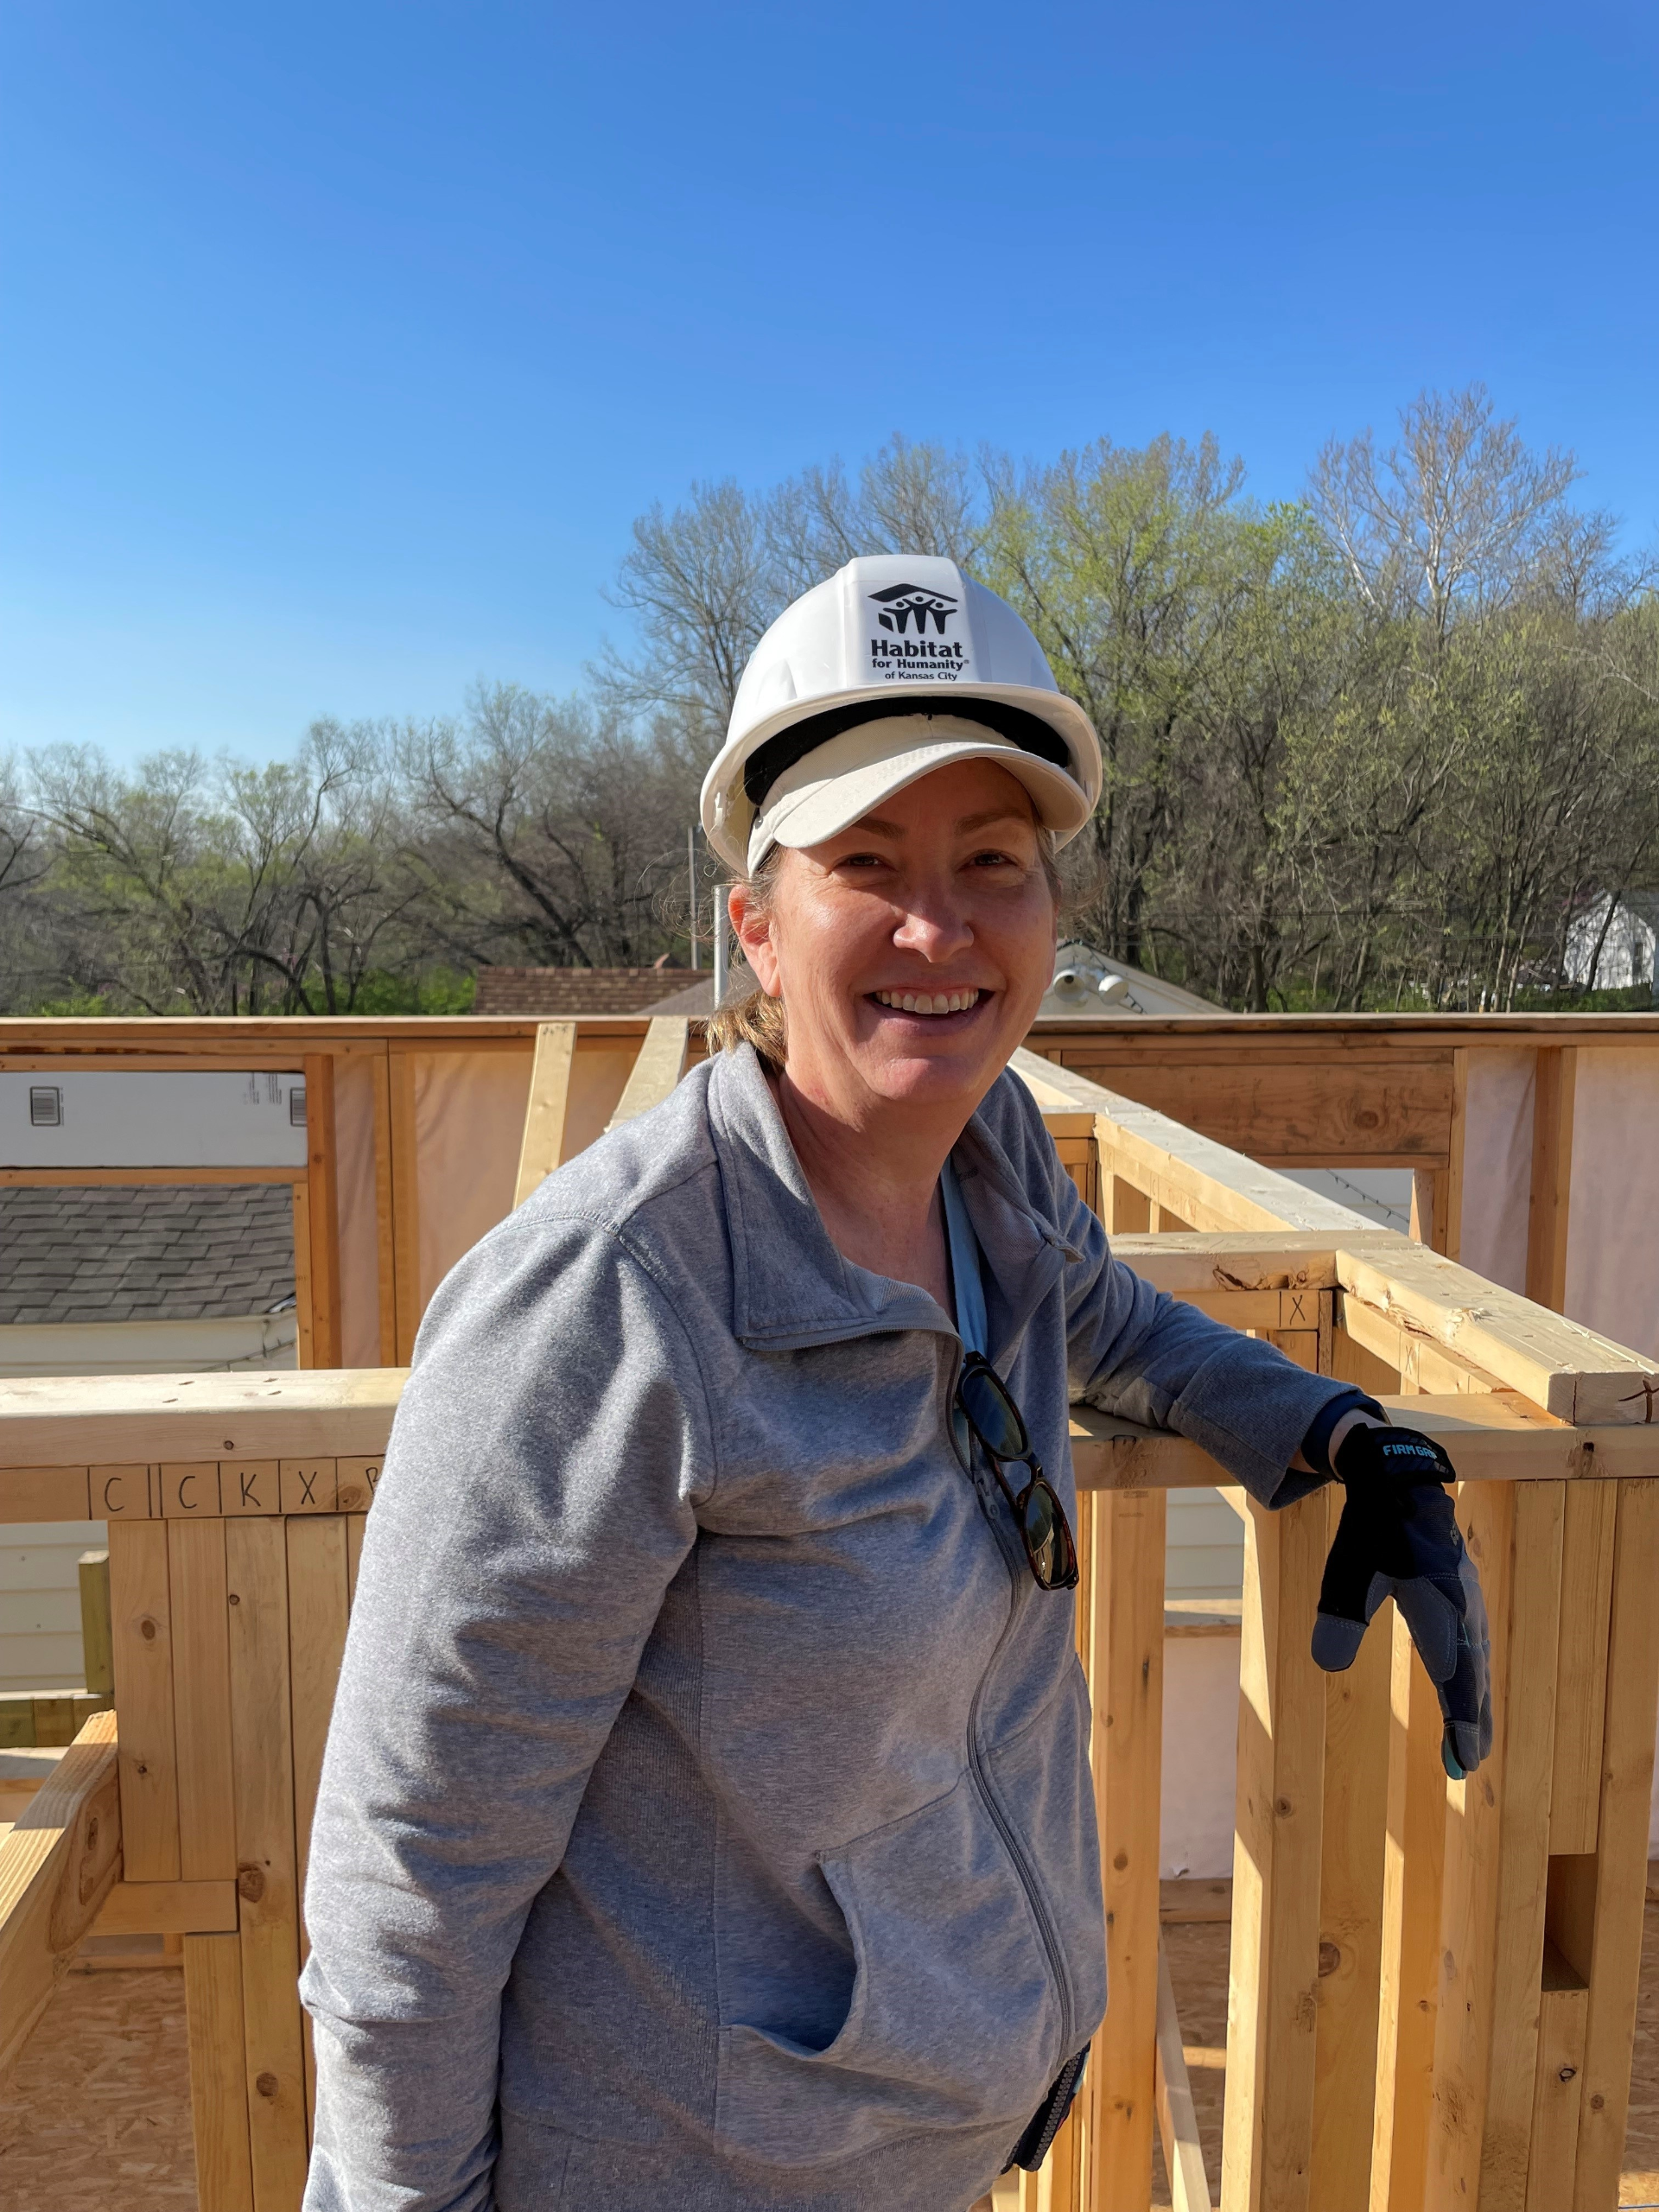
[[873, 989, 982, 1015]]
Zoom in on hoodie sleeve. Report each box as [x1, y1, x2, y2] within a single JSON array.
[[299, 1206, 711, 2212], [1011, 1095, 1351, 1506]]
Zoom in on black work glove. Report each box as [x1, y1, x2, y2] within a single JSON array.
[[1310, 1423, 1493, 1779]]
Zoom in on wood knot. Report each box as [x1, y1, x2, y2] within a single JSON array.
[[139, 1618, 157, 1642], [1591, 2093, 1605, 2111], [256, 2073, 278, 2100], [85, 1815, 99, 1849], [224, 1439, 236, 1450], [1274, 1796, 1293, 1817], [1559, 2065, 1578, 2083], [237, 1863, 267, 1904], [227, 1592, 241, 1605], [1319, 1941, 1340, 1978]]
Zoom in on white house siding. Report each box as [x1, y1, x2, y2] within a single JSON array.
[[0, 1522, 105, 1694]]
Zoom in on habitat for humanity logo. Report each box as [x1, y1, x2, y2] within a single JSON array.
[[868, 582, 966, 669]]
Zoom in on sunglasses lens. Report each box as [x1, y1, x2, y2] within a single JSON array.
[[949, 1395, 974, 1472], [1022, 1481, 1077, 1590], [958, 1364, 1026, 1462]]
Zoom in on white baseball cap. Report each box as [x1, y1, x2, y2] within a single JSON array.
[[746, 711, 1096, 874], [700, 556, 1103, 872]]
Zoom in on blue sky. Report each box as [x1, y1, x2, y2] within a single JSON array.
[[4, 1, 1656, 762]]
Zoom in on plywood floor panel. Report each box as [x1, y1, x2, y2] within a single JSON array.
[[9, 1910, 1659, 2210], [0, 1961, 194, 2210]]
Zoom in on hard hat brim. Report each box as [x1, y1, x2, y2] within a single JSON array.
[[705, 682, 1101, 873], [745, 715, 1095, 874]]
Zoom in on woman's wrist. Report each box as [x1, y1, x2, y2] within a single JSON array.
[[1293, 1390, 1389, 1478]]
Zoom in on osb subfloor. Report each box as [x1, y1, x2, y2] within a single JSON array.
[[0, 1964, 194, 2211], [11, 1910, 1659, 2211]]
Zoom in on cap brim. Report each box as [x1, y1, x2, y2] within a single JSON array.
[[750, 732, 1091, 871]]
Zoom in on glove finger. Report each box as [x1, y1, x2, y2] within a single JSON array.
[[1435, 1614, 1490, 1775], [1317, 1507, 1382, 1626], [1312, 1611, 1368, 1673], [1395, 1578, 1462, 1684]]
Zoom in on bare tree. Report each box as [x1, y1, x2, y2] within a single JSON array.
[[1307, 384, 1582, 639], [594, 482, 777, 744], [767, 435, 984, 593], [402, 683, 702, 968]]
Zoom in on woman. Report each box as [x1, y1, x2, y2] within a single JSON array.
[[302, 557, 1487, 2212]]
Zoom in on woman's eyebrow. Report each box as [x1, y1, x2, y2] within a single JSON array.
[[840, 805, 1032, 842]]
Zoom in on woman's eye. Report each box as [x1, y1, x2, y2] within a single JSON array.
[[969, 849, 1020, 869]]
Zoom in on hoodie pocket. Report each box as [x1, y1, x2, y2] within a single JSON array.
[[715, 1772, 1061, 2168]]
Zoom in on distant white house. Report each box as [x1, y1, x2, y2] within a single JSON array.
[[1565, 893, 1659, 995]]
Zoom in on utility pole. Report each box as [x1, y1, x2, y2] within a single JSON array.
[[713, 888, 729, 1008], [688, 826, 700, 970]]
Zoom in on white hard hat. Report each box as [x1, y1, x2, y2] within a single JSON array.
[[699, 555, 1103, 872]]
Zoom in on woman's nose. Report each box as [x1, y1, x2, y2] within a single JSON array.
[[892, 896, 974, 962]]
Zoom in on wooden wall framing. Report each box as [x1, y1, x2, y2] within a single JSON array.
[[4, 1007, 1659, 1377]]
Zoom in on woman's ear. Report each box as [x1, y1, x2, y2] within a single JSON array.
[[728, 880, 783, 998]]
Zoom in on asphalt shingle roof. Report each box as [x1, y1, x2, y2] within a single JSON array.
[[472, 966, 691, 1015], [0, 1185, 296, 1326]]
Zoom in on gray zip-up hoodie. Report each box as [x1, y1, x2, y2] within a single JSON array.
[[301, 1046, 1347, 2212]]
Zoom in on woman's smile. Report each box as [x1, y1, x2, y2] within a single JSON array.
[[869, 987, 988, 1019]]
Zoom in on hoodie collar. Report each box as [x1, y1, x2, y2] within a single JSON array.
[[706, 1044, 1073, 1364]]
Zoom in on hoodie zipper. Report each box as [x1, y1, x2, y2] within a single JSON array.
[[950, 1343, 1076, 2067]]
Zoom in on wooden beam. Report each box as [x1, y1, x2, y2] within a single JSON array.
[[1426, 1480, 1567, 2209], [1090, 1488, 1166, 2208], [512, 1020, 577, 1205], [0, 1711, 121, 2081], [1370, 1601, 1448, 2212], [1223, 1490, 1328, 2212], [1020, 1046, 1456, 1164], [95, 1877, 238, 1935], [1, 1382, 1655, 1527], [371, 1047, 397, 1365], [1549, 1481, 1618, 1855], [1526, 1046, 1578, 1315], [1308, 1491, 1390, 2210], [1446, 1048, 1469, 1263], [110, 1519, 181, 1881], [1336, 1239, 1656, 1427], [302, 1052, 342, 1366], [0, 1367, 404, 1471], [1155, 1933, 1215, 2212], [168, 1517, 238, 1881], [387, 1047, 421, 1363], [79, 1546, 112, 1696], [1112, 1231, 1352, 1294], [1568, 1477, 1659, 2209], [184, 1931, 256, 2212], [607, 1015, 691, 1130], [226, 1517, 309, 2207], [1070, 1396, 1659, 1494], [1012, 1049, 1375, 1236]]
